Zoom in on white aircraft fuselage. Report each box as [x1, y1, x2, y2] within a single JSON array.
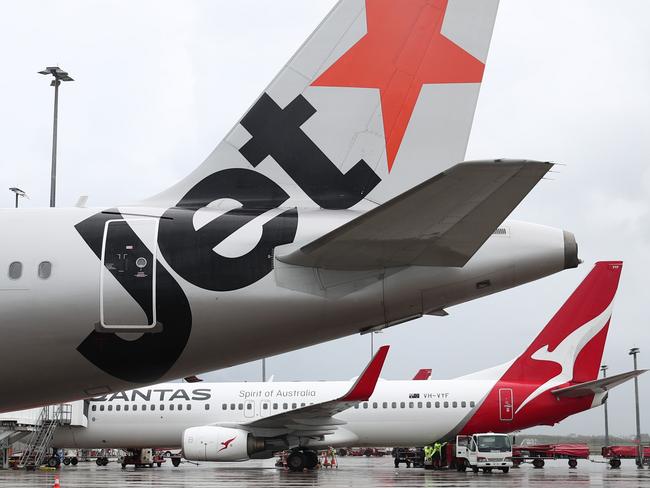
[[0, 206, 573, 412]]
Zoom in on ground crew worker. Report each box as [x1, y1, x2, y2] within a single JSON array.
[[432, 441, 443, 469], [424, 445, 434, 465]]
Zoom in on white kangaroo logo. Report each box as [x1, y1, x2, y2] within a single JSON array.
[[515, 302, 613, 414]]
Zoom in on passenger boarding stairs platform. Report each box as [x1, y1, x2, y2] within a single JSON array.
[[17, 405, 72, 470]]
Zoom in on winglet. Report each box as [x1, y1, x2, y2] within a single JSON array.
[[413, 369, 432, 381], [340, 346, 390, 402]]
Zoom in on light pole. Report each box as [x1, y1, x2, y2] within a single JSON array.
[[601, 365, 610, 447], [629, 347, 643, 468], [261, 358, 266, 382], [38, 66, 74, 208], [8, 187, 28, 208]]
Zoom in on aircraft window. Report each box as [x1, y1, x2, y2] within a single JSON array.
[[133, 405, 137, 411], [372, 402, 378, 409], [417, 402, 423, 408], [382, 402, 388, 409], [178, 404, 183, 411], [238, 404, 243, 410], [452, 401, 457, 408], [116, 405, 121, 411], [273, 403, 278, 410], [205, 404, 210, 410], [222, 404, 227, 410], [400, 402, 405, 409], [435, 402, 440, 408], [470, 401, 476, 408], [301, 403, 306, 408], [160, 405, 165, 411], [391, 402, 397, 409], [461, 401, 467, 408], [99, 405, 104, 412], [292, 403, 297, 409], [124, 405, 129, 411], [363, 403, 368, 409], [262, 404, 268, 410], [408, 402, 414, 409], [230, 404, 236, 410], [108, 405, 113, 411], [187, 404, 192, 411], [8, 262, 22, 280], [354, 405, 359, 409], [38, 261, 52, 279], [246, 403, 252, 410], [283, 403, 288, 410], [91, 405, 97, 412], [150, 405, 155, 411], [170, 404, 175, 411], [426, 402, 431, 408], [444, 402, 449, 408]]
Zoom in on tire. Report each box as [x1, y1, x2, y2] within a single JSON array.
[[483, 467, 492, 473], [121, 463, 127, 469], [71, 457, 78, 466], [532, 458, 545, 469], [96, 458, 103, 467], [303, 451, 319, 470], [157, 462, 162, 468], [102, 457, 109, 466], [287, 452, 306, 472], [568, 459, 578, 468], [63, 458, 71, 466], [47, 456, 58, 468], [472, 466, 479, 473], [406, 461, 411, 468], [165, 451, 172, 458], [609, 459, 621, 469], [457, 463, 467, 472], [501, 467, 509, 473], [172, 458, 181, 468]]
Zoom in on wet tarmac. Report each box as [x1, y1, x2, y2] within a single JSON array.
[[0, 456, 648, 487]]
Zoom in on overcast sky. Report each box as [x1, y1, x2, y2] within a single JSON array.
[[1, 1, 648, 436]]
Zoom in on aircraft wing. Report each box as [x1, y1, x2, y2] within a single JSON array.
[[228, 346, 389, 437], [551, 370, 648, 399], [278, 160, 553, 270]]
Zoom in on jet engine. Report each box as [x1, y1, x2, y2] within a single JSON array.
[[182, 426, 266, 462]]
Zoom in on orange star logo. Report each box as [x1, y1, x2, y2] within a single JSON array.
[[313, 0, 485, 171]]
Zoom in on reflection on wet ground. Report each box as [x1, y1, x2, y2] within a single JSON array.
[[0, 456, 648, 487]]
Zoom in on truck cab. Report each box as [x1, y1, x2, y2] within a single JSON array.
[[456, 433, 513, 473]]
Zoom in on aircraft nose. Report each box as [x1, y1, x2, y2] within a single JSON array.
[[563, 230, 581, 269]]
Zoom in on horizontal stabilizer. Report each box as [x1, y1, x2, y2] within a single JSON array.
[[552, 369, 647, 398], [278, 160, 552, 270]]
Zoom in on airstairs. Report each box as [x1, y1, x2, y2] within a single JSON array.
[[17, 405, 72, 469]]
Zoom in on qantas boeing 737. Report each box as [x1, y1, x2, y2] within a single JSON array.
[[42, 262, 638, 471], [0, 0, 580, 412]]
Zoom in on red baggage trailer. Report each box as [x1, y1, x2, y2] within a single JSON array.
[[512, 443, 590, 468], [601, 446, 650, 468]]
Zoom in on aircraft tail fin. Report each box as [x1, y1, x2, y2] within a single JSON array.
[[147, 0, 501, 210]]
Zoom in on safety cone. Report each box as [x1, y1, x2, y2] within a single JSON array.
[[331, 454, 337, 469], [322, 451, 331, 468], [52, 476, 61, 488]]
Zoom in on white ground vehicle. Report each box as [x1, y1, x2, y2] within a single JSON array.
[[456, 434, 513, 473]]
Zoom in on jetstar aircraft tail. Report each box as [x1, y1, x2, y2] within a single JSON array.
[[147, 0, 501, 209]]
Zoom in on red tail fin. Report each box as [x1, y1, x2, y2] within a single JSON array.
[[507, 261, 622, 413]]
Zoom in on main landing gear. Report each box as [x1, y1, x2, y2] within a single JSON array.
[[286, 450, 320, 472]]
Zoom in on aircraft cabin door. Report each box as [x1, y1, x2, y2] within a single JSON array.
[[498, 388, 514, 421], [100, 219, 160, 332], [244, 401, 255, 419]]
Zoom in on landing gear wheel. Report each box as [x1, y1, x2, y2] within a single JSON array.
[[71, 457, 78, 466], [303, 451, 319, 470], [532, 458, 545, 469], [609, 459, 621, 469], [287, 451, 306, 472], [172, 457, 181, 467], [501, 467, 510, 473], [47, 456, 58, 468], [568, 459, 578, 468]]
